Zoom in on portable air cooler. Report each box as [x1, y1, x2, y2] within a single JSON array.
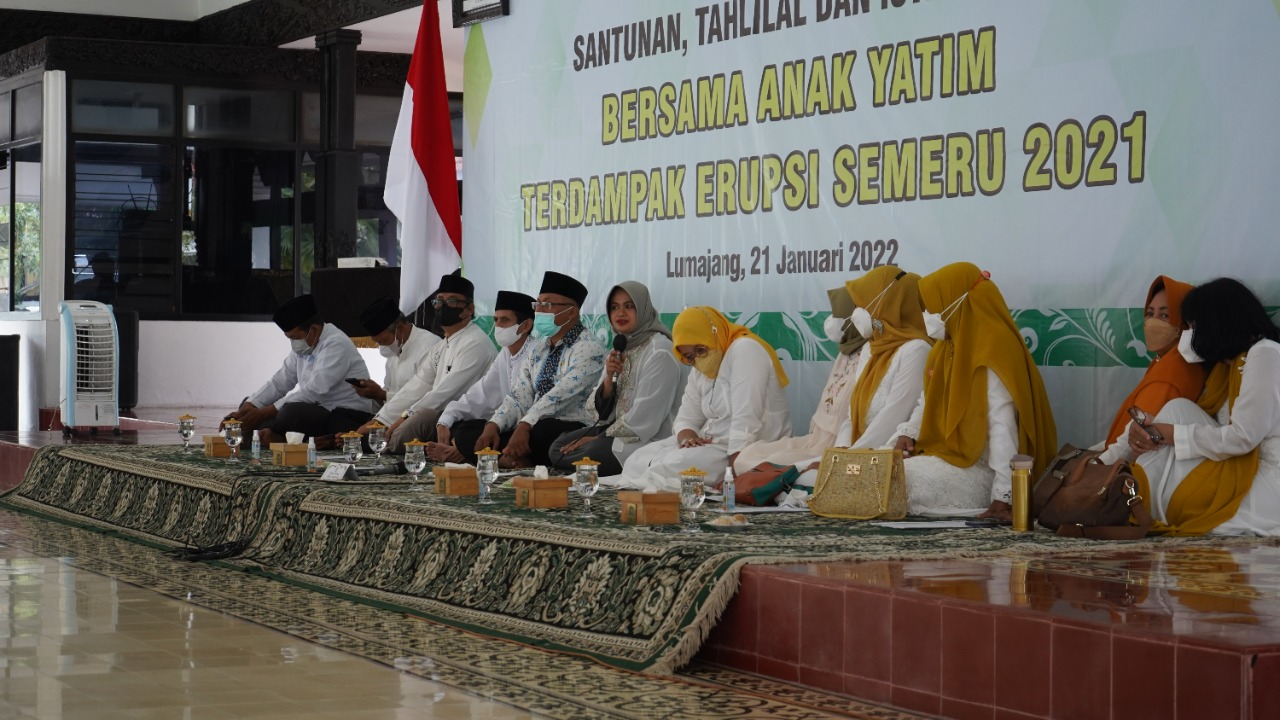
[[59, 300, 121, 435]]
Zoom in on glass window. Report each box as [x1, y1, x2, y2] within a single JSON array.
[[292, 152, 316, 293], [355, 95, 399, 146], [184, 87, 294, 143], [0, 155, 9, 310], [71, 142, 177, 313], [13, 84, 42, 141], [356, 149, 399, 266], [183, 147, 296, 314], [72, 80, 175, 136], [301, 92, 320, 145], [12, 144, 40, 312], [0, 91, 11, 143]]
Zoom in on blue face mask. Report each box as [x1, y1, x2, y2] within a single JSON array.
[[532, 310, 565, 339]]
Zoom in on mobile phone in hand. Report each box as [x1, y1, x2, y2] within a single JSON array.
[[345, 378, 363, 386]]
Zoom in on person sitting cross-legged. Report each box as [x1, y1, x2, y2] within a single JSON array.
[[227, 293, 373, 445]]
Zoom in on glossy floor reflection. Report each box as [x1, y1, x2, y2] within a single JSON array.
[[0, 543, 540, 720], [779, 543, 1280, 647], [0, 510, 924, 720]]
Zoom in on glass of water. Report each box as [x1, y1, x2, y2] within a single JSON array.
[[178, 415, 196, 453], [573, 457, 601, 519], [476, 448, 501, 504], [404, 440, 427, 491], [369, 424, 388, 465], [224, 421, 242, 463], [342, 433, 364, 464], [679, 467, 707, 533]]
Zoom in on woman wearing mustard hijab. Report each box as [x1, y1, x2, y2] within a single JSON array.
[[619, 306, 792, 487], [893, 262, 1058, 518], [731, 284, 867, 474], [1127, 278, 1280, 536], [1096, 275, 1208, 464]]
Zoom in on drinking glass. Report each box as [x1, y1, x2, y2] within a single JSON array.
[[477, 448, 500, 505], [370, 425, 388, 465], [178, 415, 196, 454], [680, 470, 706, 533], [404, 443, 427, 491], [573, 457, 601, 519], [343, 435, 364, 464], [224, 423, 242, 463]]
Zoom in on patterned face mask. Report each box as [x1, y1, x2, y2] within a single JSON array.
[[692, 347, 725, 380]]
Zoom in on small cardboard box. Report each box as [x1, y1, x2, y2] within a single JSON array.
[[203, 435, 231, 458], [618, 490, 681, 525], [434, 466, 478, 495], [513, 477, 572, 509], [270, 442, 308, 467]]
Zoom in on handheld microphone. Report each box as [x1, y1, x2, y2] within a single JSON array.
[[611, 335, 628, 383]]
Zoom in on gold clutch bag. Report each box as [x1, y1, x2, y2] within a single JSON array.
[[807, 448, 907, 520]]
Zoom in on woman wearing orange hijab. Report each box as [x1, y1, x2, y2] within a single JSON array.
[[1097, 276, 1208, 464], [893, 263, 1058, 519]]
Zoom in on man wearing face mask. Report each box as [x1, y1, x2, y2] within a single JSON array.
[[349, 295, 441, 417], [368, 271, 496, 453], [429, 290, 538, 464], [228, 294, 373, 443], [469, 271, 605, 468], [1096, 275, 1208, 465]]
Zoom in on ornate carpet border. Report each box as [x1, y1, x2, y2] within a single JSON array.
[[3, 444, 1275, 675]]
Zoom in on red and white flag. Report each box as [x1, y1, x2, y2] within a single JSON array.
[[385, 0, 462, 315]]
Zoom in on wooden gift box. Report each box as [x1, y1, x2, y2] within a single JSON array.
[[434, 466, 478, 495], [618, 490, 680, 525], [203, 435, 231, 458], [513, 477, 572, 509], [270, 443, 308, 467]]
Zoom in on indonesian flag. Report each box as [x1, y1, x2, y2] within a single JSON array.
[[385, 0, 462, 316]]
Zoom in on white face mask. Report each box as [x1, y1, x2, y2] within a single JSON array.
[[925, 292, 969, 341], [851, 307, 874, 339], [923, 312, 946, 341], [849, 275, 900, 339], [822, 315, 849, 344], [1178, 329, 1205, 364], [378, 339, 401, 358], [494, 323, 524, 348], [290, 338, 313, 356]]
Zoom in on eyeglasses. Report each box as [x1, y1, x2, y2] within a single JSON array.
[[531, 301, 574, 312], [1127, 406, 1164, 445], [677, 346, 710, 366], [431, 297, 470, 309]]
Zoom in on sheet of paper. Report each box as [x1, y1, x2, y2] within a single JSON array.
[[871, 520, 982, 529], [713, 505, 811, 513]]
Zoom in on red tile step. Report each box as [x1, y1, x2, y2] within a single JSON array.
[[698, 547, 1280, 719]]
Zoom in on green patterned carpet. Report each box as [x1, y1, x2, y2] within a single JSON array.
[[1, 444, 1256, 674]]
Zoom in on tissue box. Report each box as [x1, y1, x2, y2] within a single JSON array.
[[337, 257, 387, 268], [270, 443, 308, 467], [434, 466, 478, 495], [203, 435, 231, 458], [618, 491, 680, 525], [513, 477, 572, 509]]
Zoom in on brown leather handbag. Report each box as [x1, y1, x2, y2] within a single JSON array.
[[1031, 444, 1152, 539], [733, 462, 792, 506]]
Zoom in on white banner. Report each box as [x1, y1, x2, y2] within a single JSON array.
[[461, 0, 1280, 443]]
